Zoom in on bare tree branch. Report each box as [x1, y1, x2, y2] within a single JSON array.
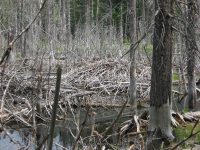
[[120, 23, 153, 59], [0, 0, 48, 65]]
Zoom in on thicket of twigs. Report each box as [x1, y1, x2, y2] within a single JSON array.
[[0, 54, 200, 150], [0, 56, 150, 121]]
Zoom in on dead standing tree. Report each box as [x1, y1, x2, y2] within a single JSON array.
[[128, 0, 137, 111], [147, 0, 175, 149], [185, 0, 198, 110]]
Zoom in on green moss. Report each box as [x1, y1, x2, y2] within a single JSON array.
[[56, 47, 64, 52], [16, 52, 21, 59], [39, 41, 48, 49], [123, 39, 131, 46], [182, 107, 189, 113], [145, 44, 153, 53], [174, 123, 200, 145], [172, 73, 179, 81], [197, 133, 200, 143]]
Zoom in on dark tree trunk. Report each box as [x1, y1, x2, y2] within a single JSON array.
[[96, 0, 99, 24], [119, 3, 123, 46], [128, 0, 137, 109], [40, 0, 48, 40], [84, 0, 91, 50], [108, 0, 113, 45], [147, 0, 174, 149], [186, 0, 198, 110]]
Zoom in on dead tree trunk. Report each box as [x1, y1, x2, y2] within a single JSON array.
[[128, 0, 137, 110], [185, 0, 198, 110], [85, 0, 91, 51], [147, 0, 174, 149], [65, 0, 71, 44]]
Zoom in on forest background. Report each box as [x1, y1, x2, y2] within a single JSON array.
[[0, 0, 200, 149]]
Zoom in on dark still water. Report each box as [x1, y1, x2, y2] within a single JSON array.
[[0, 125, 74, 150], [0, 107, 134, 150]]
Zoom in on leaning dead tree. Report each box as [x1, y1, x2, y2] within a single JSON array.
[[0, 0, 48, 66]]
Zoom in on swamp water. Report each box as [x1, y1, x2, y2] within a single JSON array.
[[1, 92, 200, 150], [0, 107, 136, 150]]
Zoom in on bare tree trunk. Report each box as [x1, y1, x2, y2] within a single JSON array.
[[118, 3, 123, 57], [40, 0, 48, 41], [128, 0, 137, 111], [124, 2, 129, 42], [47, 0, 52, 36], [185, 0, 198, 110], [16, 0, 24, 57], [96, 0, 99, 24], [108, 0, 113, 45], [66, 0, 71, 46], [142, 0, 146, 34], [91, 0, 94, 21], [85, 0, 91, 51], [147, 0, 174, 149], [60, 0, 66, 41], [119, 3, 123, 45]]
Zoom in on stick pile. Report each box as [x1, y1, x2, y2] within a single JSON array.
[[0, 58, 151, 125]]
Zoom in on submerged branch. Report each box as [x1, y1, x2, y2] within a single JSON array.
[[72, 106, 90, 150], [101, 99, 128, 142]]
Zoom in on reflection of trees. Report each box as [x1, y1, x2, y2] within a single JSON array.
[[36, 125, 48, 148], [59, 120, 75, 149], [19, 128, 31, 146], [0, 123, 97, 149], [0, 128, 26, 148], [59, 127, 68, 149]]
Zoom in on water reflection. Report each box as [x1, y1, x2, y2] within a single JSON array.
[[0, 107, 133, 150], [0, 125, 76, 150]]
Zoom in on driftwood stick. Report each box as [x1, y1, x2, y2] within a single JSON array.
[[4, 108, 31, 127], [101, 99, 128, 142], [72, 106, 90, 150], [47, 65, 62, 150], [0, 74, 15, 112], [1, 60, 25, 111]]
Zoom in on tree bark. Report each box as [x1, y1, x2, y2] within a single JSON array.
[[128, 0, 137, 110], [85, 0, 91, 50], [118, 3, 123, 57], [65, 0, 72, 53], [119, 3, 123, 46], [108, 0, 113, 44], [60, 0, 66, 41], [147, 0, 174, 149], [96, 0, 99, 24], [186, 0, 198, 110], [40, 0, 48, 40]]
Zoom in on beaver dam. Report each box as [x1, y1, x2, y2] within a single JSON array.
[[0, 58, 200, 149]]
